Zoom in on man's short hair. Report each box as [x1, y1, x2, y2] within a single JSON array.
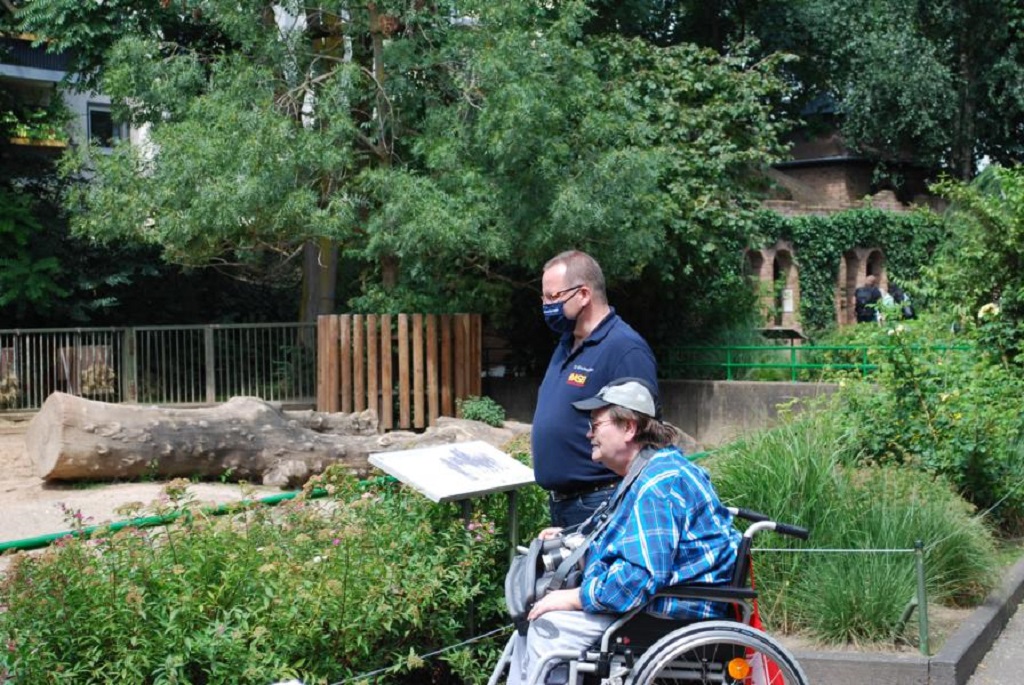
[[545, 250, 607, 303]]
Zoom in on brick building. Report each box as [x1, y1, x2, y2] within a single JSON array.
[[747, 130, 940, 331]]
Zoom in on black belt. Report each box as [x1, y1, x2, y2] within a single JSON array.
[[550, 480, 620, 502]]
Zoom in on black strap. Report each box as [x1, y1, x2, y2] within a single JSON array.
[[547, 447, 655, 592]]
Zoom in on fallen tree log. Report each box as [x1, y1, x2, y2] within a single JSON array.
[[25, 392, 531, 488]]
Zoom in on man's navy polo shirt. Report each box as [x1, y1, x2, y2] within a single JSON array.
[[531, 309, 658, 492]]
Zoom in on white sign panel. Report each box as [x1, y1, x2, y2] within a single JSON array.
[[781, 287, 794, 313], [368, 440, 535, 503]]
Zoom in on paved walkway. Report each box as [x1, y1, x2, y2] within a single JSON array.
[[965, 597, 1024, 685]]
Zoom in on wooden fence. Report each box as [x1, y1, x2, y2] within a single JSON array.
[[316, 313, 482, 430]]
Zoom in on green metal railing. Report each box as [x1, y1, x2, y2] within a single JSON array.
[[658, 344, 973, 382]]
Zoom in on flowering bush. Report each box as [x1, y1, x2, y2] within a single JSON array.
[[838, 316, 1024, 533], [0, 461, 550, 685]]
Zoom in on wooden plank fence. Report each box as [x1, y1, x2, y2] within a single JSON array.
[[316, 313, 482, 430]]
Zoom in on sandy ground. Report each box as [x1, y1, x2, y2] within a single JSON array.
[[0, 415, 278, 546]]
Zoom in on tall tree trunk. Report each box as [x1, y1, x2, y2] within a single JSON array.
[[299, 238, 339, 323], [953, 3, 976, 180], [367, 2, 400, 293]]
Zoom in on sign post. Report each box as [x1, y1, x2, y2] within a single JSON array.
[[369, 441, 536, 635], [369, 440, 536, 559]]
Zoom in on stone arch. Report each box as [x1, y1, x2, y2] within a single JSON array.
[[746, 241, 802, 331], [866, 249, 887, 288], [837, 248, 887, 325], [771, 248, 799, 328], [743, 249, 770, 321], [744, 249, 764, 280]]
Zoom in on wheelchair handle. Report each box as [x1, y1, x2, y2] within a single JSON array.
[[731, 507, 772, 523], [773, 521, 810, 540], [729, 507, 810, 540]]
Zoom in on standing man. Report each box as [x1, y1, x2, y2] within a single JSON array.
[[854, 275, 883, 324], [532, 250, 659, 529]]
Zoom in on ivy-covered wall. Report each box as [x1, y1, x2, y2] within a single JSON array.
[[754, 208, 947, 335]]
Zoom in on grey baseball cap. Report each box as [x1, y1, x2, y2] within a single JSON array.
[[572, 379, 657, 417]]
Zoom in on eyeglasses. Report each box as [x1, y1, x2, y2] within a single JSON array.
[[588, 418, 615, 432], [540, 284, 584, 304]]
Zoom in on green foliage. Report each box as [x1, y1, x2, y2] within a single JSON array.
[[0, 189, 67, 312], [755, 208, 947, 336], [0, 475, 514, 684], [0, 100, 71, 143], [432, 21, 790, 341], [575, 1, 1024, 179], [456, 395, 507, 428], [0, 435, 554, 685], [836, 317, 1024, 533], [23, 0, 789, 336], [926, 165, 1024, 364], [710, 410, 998, 645], [18, 0, 228, 94], [727, 1, 1024, 178]]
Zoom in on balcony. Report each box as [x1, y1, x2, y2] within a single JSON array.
[[1, 105, 69, 148]]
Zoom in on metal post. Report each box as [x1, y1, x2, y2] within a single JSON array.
[[507, 490, 519, 565], [122, 327, 138, 403], [204, 326, 216, 404], [915, 539, 930, 655], [462, 498, 476, 636]]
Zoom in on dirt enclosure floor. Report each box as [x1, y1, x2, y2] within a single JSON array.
[[0, 414, 277, 545]]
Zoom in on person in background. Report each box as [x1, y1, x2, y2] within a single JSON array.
[[532, 250, 659, 529], [854, 275, 883, 323], [890, 283, 916, 320]]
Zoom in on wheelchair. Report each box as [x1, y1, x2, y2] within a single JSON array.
[[488, 508, 810, 685]]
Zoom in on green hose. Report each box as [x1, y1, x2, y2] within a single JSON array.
[[0, 488, 328, 554]]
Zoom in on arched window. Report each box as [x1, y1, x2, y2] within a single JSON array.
[[772, 250, 798, 328]]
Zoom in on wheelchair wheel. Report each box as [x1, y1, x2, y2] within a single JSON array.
[[626, 620, 808, 685]]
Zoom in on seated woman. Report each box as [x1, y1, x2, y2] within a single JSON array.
[[508, 378, 740, 685]]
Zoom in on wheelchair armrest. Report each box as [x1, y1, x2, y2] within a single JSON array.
[[654, 583, 757, 602]]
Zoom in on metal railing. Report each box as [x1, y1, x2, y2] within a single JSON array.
[[0, 323, 317, 411], [657, 344, 973, 382]]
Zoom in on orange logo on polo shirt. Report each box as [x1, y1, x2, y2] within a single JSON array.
[[567, 372, 588, 386]]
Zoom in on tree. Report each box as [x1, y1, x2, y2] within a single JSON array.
[[0, 189, 66, 317], [335, 1, 789, 338], [665, 1, 1024, 181], [23, 0, 788, 343]]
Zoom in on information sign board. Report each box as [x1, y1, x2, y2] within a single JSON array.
[[368, 440, 535, 503]]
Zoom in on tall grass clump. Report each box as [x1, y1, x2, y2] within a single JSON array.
[[708, 409, 998, 645], [0, 469, 534, 685]]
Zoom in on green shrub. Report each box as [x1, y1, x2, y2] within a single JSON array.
[[837, 318, 1024, 533], [0, 434, 553, 685], [0, 476, 515, 684], [709, 410, 999, 645], [456, 395, 506, 427]]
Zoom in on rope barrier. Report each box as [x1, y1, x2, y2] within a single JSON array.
[[754, 547, 916, 554], [326, 624, 514, 685]]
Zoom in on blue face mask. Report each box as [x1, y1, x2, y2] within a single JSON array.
[[542, 301, 577, 334]]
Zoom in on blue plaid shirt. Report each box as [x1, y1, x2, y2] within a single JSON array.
[[579, 446, 740, 619]]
